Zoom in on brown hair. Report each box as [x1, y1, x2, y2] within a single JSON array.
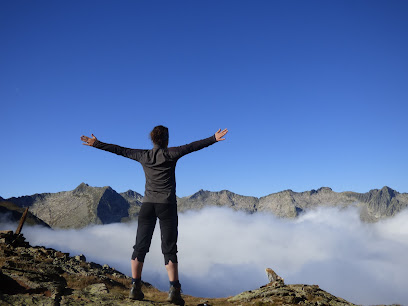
[[150, 125, 169, 148]]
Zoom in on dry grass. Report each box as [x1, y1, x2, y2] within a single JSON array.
[[63, 273, 131, 295], [63, 273, 103, 290], [79, 261, 90, 268], [103, 275, 130, 296], [0, 201, 21, 211], [0, 257, 6, 268], [42, 257, 54, 264]]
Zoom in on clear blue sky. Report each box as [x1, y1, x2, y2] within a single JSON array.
[[1, 0, 407, 199]]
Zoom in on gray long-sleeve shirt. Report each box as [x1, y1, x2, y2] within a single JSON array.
[[92, 135, 217, 203]]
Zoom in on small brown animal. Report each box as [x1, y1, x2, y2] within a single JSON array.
[[265, 268, 284, 284]]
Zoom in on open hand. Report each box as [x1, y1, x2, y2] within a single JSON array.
[[81, 134, 97, 146], [215, 128, 228, 141]]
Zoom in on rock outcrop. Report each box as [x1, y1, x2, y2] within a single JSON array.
[[0, 230, 146, 305], [0, 231, 359, 305], [228, 283, 355, 305], [226, 268, 354, 305]]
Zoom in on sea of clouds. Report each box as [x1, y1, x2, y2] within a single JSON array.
[[1, 206, 408, 305]]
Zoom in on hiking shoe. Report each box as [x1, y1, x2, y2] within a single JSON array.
[[167, 285, 185, 305], [129, 282, 144, 300]]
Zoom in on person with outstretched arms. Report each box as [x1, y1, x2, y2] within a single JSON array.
[[81, 126, 228, 305]]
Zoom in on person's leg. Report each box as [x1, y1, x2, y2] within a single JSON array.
[[131, 258, 144, 279], [129, 202, 156, 300], [129, 259, 144, 301], [131, 202, 157, 270], [156, 203, 179, 275], [157, 203, 184, 305], [165, 259, 178, 281]]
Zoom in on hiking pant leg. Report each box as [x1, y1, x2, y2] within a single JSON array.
[[132, 202, 157, 262], [156, 203, 178, 265]]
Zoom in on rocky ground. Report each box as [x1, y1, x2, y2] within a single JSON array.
[[0, 230, 364, 306]]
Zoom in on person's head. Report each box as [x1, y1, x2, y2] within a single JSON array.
[[150, 125, 169, 148]]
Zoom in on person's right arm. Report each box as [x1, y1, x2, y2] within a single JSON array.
[[169, 128, 228, 159], [81, 134, 144, 161]]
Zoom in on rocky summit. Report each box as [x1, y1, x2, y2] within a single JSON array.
[[2, 183, 408, 228], [0, 230, 359, 305]]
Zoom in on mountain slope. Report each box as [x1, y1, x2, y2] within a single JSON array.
[[119, 190, 143, 221], [6, 183, 132, 228], [0, 201, 50, 228]]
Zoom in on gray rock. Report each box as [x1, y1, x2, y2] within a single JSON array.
[[84, 283, 109, 294], [228, 283, 356, 305], [75, 254, 86, 262]]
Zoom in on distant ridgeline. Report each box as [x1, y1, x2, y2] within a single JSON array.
[[1, 183, 407, 229]]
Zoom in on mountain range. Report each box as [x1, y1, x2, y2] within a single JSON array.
[[1, 183, 407, 229]]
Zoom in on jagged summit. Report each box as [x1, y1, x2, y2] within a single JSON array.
[[122, 189, 142, 197], [77, 182, 89, 188], [378, 186, 398, 197], [317, 186, 333, 192], [189, 189, 208, 199], [73, 182, 89, 193]]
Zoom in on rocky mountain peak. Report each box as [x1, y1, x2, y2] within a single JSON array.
[[104, 186, 115, 192], [189, 189, 208, 199], [379, 186, 397, 198], [367, 186, 397, 202], [306, 187, 333, 196], [317, 187, 333, 193], [269, 189, 294, 198], [73, 182, 89, 194], [121, 190, 142, 198]]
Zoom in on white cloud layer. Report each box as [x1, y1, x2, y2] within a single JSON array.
[[1, 207, 408, 305]]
